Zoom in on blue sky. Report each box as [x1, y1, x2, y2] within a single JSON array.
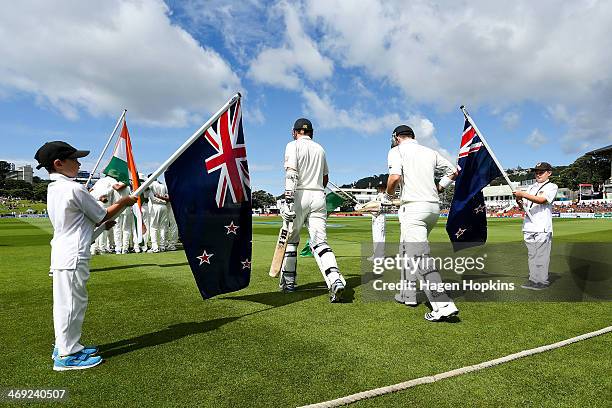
[[1, 0, 611, 194]]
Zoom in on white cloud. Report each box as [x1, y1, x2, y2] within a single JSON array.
[[306, 0, 612, 150], [301, 88, 400, 134], [525, 129, 549, 148], [0, 0, 240, 127], [502, 111, 520, 130], [301, 88, 453, 161], [248, 1, 333, 90]]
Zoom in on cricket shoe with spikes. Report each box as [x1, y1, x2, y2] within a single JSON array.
[[424, 303, 459, 322], [329, 279, 345, 303]]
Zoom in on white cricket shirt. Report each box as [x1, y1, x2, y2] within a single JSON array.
[[522, 181, 558, 233], [47, 173, 107, 269], [149, 180, 168, 205], [387, 139, 456, 203], [284, 136, 329, 191]]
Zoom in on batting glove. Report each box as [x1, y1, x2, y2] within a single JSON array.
[[281, 203, 296, 223]]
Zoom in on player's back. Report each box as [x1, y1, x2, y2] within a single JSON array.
[[285, 136, 328, 191]]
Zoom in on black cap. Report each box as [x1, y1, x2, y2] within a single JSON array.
[[293, 118, 313, 131], [392, 125, 415, 138], [34, 141, 89, 170], [532, 162, 552, 171]]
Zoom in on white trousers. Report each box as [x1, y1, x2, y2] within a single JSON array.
[[285, 189, 342, 287], [150, 204, 168, 250], [52, 259, 90, 356], [289, 190, 327, 245], [166, 204, 178, 247], [113, 210, 133, 252], [524, 232, 552, 284], [138, 203, 151, 249], [371, 213, 386, 258], [398, 202, 454, 310]]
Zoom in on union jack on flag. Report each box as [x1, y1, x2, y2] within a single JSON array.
[[457, 119, 483, 165], [204, 100, 250, 207]]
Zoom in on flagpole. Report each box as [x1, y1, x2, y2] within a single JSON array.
[[328, 181, 359, 204], [92, 93, 241, 241], [460, 105, 533, 220], [85, 109, 127, 188]]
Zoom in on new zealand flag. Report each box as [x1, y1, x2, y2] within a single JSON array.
[[165, 97, 252, 299], [446, 118, 501, 250]]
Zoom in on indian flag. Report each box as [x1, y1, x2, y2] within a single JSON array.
[[103, 119, 145, 242]]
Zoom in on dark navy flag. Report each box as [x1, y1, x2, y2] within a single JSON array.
[[165, 98, 252, 299], [446, 118, 502, 250]]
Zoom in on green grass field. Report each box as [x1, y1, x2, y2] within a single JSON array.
[[1, 217, 610, 407]]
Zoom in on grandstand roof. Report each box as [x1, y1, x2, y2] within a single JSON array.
[[586, 144, 612, 155]]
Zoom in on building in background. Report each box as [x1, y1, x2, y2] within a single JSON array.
[[7, 165, 33, 184]]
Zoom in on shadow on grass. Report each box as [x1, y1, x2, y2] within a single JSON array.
[[91, 263, 158, 272], [91, 262, 189, 273], [99, 316, 242, 359], [224, 274, 362, 306]]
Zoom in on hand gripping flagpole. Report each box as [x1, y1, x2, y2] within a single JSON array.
[[92, 93, 242, 241], [460, 106, 533, 220], [85, 109, 127, 188]]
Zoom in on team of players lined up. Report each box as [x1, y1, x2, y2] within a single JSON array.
[[88, 174, 179, 254]]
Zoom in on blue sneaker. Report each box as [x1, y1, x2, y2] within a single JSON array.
[[53, 351, 103, 371], [52, 345, 99, 360]]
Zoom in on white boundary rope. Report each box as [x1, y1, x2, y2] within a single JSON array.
[[298, 326, 612, 408]]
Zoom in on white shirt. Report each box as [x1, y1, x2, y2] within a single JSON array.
[[284, 136, 329, 191], [148, 180, 168, 205], [90, 177, 115, 207], [522, 181, 558, 233], [47, 173, 107, 269], [387, 139, 456, 203]]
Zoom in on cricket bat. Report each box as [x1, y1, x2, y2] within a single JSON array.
[[355, 198, 401, 213], [269, 218, 293, 277]]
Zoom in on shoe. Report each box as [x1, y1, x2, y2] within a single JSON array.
[[148, 248, 160, 253], [280, 283, 296, 293], [521, 280, 548, 290], [134, 247, 141, 253], [53, 351, 103, 371], [424, 303, 459, 322], [167, 246, 176, 251], [329, 279, 345, 303], [52, 345, 98, 360]]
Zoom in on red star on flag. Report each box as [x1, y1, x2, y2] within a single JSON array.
[[196, 250, 214, 266], [225, 221, 239, 235], [241, 259, 251, 270]]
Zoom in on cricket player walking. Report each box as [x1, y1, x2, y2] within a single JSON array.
[[280, 118, 346, 302], [386, 125, 459, 321], [513, 162, 558, 290]]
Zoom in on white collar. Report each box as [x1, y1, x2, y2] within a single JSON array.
[[50, 173, 75, 182], [296, 135, 312, 141], [399, 138, 418, 145]]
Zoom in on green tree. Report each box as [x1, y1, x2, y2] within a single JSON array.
[[0, 161, 12, 180], [251, 190, 276, 210], [33, 182, 50, 201], [556, 154, 610, 190]]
